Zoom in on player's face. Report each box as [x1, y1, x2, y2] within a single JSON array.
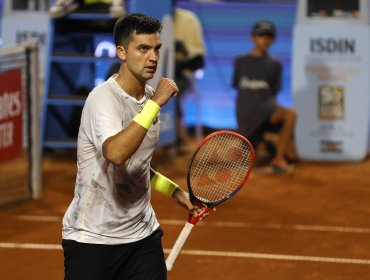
[[251, 34, 275, 53], [124, 32, 162, 82]]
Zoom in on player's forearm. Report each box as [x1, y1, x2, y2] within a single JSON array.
[[150, 168, 180, 197], [103, 98, 161, 165], [172, 188, 192, 210], [102, 122, 148, 166]]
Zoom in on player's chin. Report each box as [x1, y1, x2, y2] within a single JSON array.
[[143, 72, 156, 80]]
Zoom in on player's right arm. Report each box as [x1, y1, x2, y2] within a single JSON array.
[[103, 77, 178, 166]]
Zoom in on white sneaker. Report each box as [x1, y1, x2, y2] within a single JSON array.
[[49, 0, 79, 18]]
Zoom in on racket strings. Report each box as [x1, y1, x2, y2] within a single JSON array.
[[190, 133, 253, 203], [191, 137, 248, 201]]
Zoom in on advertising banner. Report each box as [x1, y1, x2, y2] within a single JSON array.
[[292, 25, 370, 161], [0, 69, 23, 163]]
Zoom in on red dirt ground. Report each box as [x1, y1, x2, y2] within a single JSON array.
[[1, 142, 370, 279]]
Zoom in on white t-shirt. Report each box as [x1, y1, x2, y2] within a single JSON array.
[[62, 76, 160, 244]]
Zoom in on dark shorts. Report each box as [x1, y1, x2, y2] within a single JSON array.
[[247, 117, 282, 148], [62, 227, 166, 280]]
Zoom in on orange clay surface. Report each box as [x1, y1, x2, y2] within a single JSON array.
[[1, 141, 370, 280]]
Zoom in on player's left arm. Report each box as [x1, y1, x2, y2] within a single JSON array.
[[150, 167, 204, 215]]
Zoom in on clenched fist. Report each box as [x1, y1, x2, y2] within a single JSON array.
[[151, 77, 179, 107]]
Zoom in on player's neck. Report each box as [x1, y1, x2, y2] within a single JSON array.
[[250, 48, 268, 57], [116, 70, 145, 101]]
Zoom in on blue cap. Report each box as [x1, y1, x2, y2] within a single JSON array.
[[251, 20, 276, 37]]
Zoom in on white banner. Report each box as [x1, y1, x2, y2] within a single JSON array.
[[292, 25, 370, 161]]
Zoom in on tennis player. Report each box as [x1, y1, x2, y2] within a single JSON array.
[[62, 14, 203, 280]]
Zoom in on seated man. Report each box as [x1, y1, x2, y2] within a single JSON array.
[[232, 20, 297, 174]]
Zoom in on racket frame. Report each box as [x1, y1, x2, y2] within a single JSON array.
[[166, 130, 254, 271], [186, 130, 254, 224]]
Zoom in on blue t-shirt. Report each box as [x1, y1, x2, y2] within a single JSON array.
[[232, 53, 282, 138]]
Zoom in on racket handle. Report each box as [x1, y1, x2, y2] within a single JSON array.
[[165, 222, 194, 271]]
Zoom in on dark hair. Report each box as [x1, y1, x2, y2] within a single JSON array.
[[113, 13, 162, 48]]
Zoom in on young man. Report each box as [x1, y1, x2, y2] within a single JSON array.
[[62, 14, 203, 280], [232, 20, 296, 173]]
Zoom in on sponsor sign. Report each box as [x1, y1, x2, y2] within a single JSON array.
[[0, 69, 23, 163], [292, 25, 370, 161]]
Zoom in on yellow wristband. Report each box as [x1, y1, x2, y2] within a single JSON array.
[[150, 171, 179, 197], [133, 99, 160, 130]]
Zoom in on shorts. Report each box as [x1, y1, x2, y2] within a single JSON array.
[[248, 117, 282, 148], [62, 227, 166, 280]]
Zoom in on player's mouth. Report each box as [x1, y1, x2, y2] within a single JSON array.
[[145, 66, 157, 73]]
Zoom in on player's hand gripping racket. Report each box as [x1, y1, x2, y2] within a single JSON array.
[[165, 130, 255, 271]]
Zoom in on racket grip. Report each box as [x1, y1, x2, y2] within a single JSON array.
[[165, 222, 194, 271]]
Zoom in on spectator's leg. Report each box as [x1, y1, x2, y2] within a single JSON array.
[[248, 124, 271, 166], [268, 106, 296, 170]]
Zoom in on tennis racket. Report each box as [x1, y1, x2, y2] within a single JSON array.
[[165, 130, 255, 271]]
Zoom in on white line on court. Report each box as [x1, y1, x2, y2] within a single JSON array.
[[164, 249, 370, 265], [15, 215, 61, 222], [0, 242, 61, 250], [160, 219, 370, 234], [0, 242, 370, 265], [13, 215, 370, 234]]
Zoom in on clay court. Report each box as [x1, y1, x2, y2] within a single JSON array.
[[1, 139, 370, 280]]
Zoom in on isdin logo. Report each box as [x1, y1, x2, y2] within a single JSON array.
[[310, 38, 355, 55]]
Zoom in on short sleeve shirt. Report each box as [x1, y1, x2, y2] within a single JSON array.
[[232, 54, 282, 138], [62, 76, 160, 244]]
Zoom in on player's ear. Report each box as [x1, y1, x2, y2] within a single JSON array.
[[117, 45, 127, 62]]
